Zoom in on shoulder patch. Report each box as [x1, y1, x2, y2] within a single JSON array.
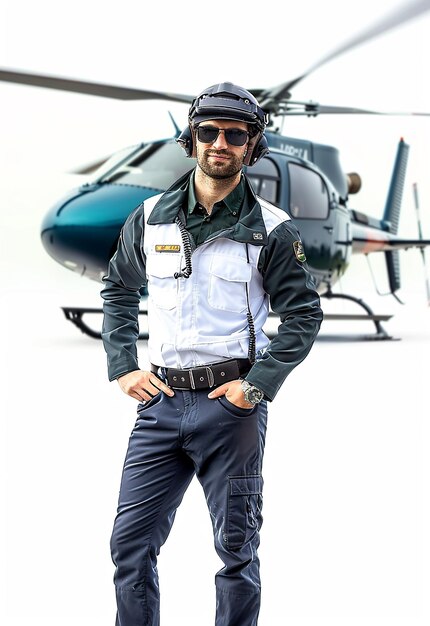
[[293, 240, 306, 262]]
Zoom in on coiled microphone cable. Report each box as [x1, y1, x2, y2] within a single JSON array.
[[174, 216, 193, 279], [245, 244, 256, 364]]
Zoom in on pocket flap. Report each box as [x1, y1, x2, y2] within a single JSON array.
[[229, 475, 263, 496], [210, 257, 251, 283]]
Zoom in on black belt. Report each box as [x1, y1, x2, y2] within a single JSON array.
[[151, 359, 251, 390]]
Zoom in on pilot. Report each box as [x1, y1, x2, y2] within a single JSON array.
[[101, 82, 323, 625]]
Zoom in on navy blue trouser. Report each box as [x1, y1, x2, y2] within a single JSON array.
[[110, 389, 268, 626]]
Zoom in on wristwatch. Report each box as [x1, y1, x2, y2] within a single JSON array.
[[240, 380, 264, 405]]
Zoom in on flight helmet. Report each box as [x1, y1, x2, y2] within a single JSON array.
[[177, 82, 269, 166]]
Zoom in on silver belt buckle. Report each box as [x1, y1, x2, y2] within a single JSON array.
[[206, 367, 215, 388], [188, 366, 215, 389], [189, 369, 196, 390]]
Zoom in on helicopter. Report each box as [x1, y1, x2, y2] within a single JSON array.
[[1, 0, 430, 341]]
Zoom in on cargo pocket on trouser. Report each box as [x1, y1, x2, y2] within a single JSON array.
[[225, 475, 263, 550]]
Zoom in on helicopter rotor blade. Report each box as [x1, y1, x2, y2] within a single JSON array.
[[275, 101, 430, 116], [1, 1, 429, 113], [0, 68, 194, 104], [315, 105, 430, 116], [258, 0, 430, 111]]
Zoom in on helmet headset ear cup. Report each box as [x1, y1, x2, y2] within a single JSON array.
[[176, 126, 193, 158], [245, 133, 269, 166]]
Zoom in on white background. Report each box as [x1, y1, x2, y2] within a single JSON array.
[[1, 1, 430, 625]]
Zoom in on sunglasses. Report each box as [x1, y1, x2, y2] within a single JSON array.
[[196, 125, 249, 147]]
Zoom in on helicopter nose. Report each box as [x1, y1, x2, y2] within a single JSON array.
[[40, 183, 153, 282]]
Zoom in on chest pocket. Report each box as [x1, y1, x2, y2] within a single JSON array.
[[208, 256, 252, 313], [146, 253, 180, 310]]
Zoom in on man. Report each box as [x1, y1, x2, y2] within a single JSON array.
[[101, 82, 323, 626]]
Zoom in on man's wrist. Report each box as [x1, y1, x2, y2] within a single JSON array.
[[240, 380, 264, 405]]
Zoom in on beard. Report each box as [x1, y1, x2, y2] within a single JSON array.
[[197, 148, 244, 180]]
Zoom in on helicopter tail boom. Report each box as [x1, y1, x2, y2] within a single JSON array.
[[351, 230, 430, 254]]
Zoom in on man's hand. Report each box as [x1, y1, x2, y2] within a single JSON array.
[[117, 370, 175, 402], [207, 379, 254, 409]]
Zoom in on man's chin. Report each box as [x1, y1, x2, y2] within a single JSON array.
[[202, 163, 242, 180]]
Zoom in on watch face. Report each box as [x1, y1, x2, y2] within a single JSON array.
[[245, 386, 264, 404], [241, 380, 263, 404]]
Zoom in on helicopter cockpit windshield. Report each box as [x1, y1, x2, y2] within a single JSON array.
[[97, 141, 195, 191]]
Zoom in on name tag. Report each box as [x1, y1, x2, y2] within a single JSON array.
[[155, 245, 181, 253]]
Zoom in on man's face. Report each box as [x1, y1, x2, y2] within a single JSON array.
[[195, 119, 249, 180]]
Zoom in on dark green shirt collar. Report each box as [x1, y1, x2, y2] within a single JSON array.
[[187, 171, 245, 216], [147, 169, 268, 245]]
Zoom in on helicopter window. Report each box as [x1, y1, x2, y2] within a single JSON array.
[[288, 163, 329, 219], [246, 157, 279, 205], [100, 141, 196, 190]]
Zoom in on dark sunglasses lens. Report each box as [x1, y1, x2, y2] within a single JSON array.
[[224, 129, 248, 146], [197, 127, 219, 143], [197, 126, 248, 146]]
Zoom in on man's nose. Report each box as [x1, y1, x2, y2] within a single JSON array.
[[212, 129, 229, 149]]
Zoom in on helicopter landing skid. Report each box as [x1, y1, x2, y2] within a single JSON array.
[[61, 307, 149, 340], [63, 295, 394, 342], [320, 291, 396, 340]]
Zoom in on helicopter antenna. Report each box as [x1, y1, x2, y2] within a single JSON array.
[[167, 111, 181, 137], [412, 182, 430, 305]]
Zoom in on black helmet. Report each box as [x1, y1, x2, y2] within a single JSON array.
[[177, 82, 269, 166], [189, 82, 268, 132]]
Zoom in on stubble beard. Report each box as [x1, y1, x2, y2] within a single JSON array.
[[197, 149, 244, 180]]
